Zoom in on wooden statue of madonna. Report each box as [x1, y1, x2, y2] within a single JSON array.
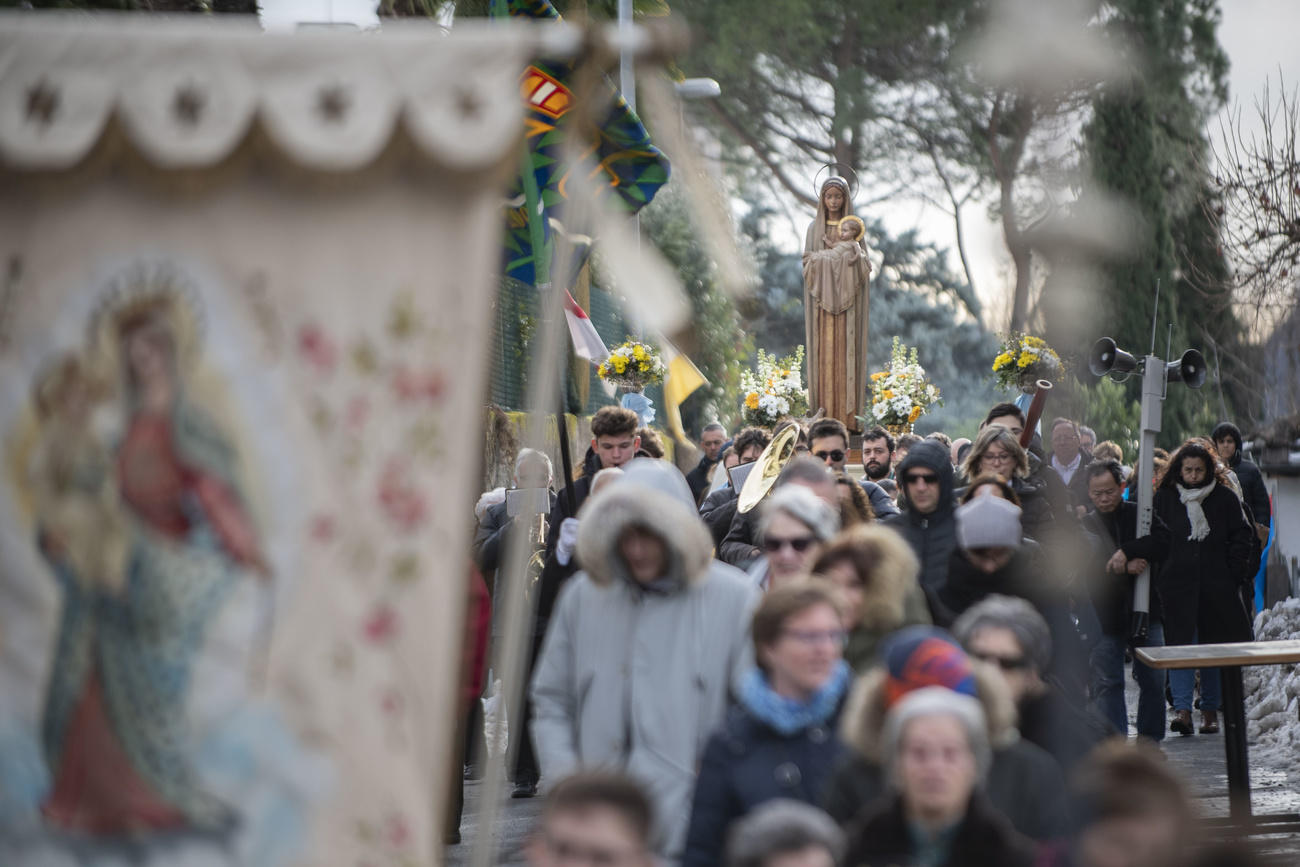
[[803, 174, 871, 432]]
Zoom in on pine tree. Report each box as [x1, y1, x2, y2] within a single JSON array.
[[1071, 0, 1243, 444]]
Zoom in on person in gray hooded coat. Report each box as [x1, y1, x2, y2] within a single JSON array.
[[530, 458, 759, 858]]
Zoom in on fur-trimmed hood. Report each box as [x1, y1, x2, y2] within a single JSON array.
[[853, 528, 918, 633], [575, 457, 713, 590], [837, 662, 1020, 762]]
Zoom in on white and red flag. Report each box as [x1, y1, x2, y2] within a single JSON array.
[[563, 291, 609, 362]]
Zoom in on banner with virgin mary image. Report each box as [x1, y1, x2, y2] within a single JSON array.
[[0, 16, 533, 866]]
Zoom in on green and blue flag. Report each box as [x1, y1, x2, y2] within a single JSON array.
[[502, 0, 671, 287]]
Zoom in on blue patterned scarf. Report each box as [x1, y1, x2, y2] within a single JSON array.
[[740, 661, 851, 736]]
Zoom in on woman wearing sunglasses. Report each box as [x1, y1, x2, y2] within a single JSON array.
[[952, 595, 1108, 777], [751, 486, 841, 592], [682, 581, 850, 867]]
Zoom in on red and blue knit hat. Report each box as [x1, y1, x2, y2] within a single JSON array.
[[880, 626, 978, 709]]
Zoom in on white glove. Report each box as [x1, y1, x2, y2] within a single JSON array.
[[556, 517, 580, 566], [475, 487, 506, 522]]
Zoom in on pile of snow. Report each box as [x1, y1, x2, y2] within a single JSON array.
[[1244, 597, 1300, 771]]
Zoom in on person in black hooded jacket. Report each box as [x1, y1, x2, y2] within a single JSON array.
[[1211, 421, 1271, 531], [880, 440, 957, 594]]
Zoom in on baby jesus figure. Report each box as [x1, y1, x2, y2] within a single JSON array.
[[805, 214, 870, 315]]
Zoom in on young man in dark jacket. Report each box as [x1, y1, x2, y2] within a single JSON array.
[[880, 440, 957, 593], [1081, 459, 1167, 741], [1212, 421, 1271, 531], [684, 422, 728, 504]]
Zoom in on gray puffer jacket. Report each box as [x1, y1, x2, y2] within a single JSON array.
[[530, 459, 758, 858]]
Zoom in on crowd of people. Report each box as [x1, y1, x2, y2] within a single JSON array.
[[468, 403, 1274, 866]]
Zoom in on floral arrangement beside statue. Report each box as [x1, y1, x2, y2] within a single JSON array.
[[862, 337, 941, 435], [598, 339, 666, 391], [740, 346, 809, 427], [992, 332, 1063, 392]]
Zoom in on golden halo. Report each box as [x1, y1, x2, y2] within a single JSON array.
[[88, 260, 205, 382], [840, 214, 866, 241]]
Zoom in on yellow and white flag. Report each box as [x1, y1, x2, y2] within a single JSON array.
[[661, 339, 708, 443]]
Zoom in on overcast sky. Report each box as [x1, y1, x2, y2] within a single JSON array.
[[886, 0, 1300, 325], [257, 0, 1298, 330]]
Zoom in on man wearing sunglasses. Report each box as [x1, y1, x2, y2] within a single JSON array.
[[808, 418, 898, 519], [879, 440, 957, 592], [953, 595, 1108, 777]]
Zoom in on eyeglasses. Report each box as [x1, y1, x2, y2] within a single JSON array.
[[902, 472, 939, 486], [762, 535, 818, 553], [782, 628, 848, 647], [970, 651, 1031, 672], [982, 451, 1014, 465], [814, 449, 846, 463]]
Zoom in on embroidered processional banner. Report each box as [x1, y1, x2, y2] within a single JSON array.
[[0, 16, 533, 866]]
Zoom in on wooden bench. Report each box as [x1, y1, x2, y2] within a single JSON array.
[[1136, 640, 1300, 828]]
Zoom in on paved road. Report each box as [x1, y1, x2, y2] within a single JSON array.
[[447, 774, 540, 867], [447, 661, 1300, 864]]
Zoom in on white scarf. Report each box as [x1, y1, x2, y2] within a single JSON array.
[[1177, 480, 1216, 541]]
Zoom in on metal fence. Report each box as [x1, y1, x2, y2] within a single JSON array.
[[487, 278, 664, 415]]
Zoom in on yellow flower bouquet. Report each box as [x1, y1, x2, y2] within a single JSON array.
[[598, 339, 666, 390], [992, 332, 1063, 392], [739, 346, 808, 427], [862, 337, 941, 433]]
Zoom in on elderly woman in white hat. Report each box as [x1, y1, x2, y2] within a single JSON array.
[[752, 485, 841, 592]]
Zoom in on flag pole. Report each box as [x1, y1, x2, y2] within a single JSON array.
[[469, 10, 575, 867], [515, 92, 577, 505]]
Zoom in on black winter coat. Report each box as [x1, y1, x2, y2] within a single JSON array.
[[822, 740, 1070, 842], [682, 702, 846, 867], [538, 450, 602, 627], [719, 503, 762, 570], [685, 454, 719, 505], [1018, 686, 1110, 777], [1081, 502, 1164, 636], [935, 545, 1095, 696], [843, 792, 1038, 867], [1121, 482, 1254, 645], [1231, 453, 1271, 529], [699, 486, 740, 551], [1047, 449, 1092, 514], [472, 492, 558, 598], [880, 441, 958, 592]]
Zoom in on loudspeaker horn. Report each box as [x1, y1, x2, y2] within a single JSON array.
[[1166, 349, 1206, 388], [1088, 337, 1137, 377]]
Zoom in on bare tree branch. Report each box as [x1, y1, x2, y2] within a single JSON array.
[[1207, 73, 1300, 333], [706, 100, 819, 208]]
